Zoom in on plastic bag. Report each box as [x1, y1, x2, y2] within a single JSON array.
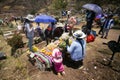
[[86, 34, 95, 43]]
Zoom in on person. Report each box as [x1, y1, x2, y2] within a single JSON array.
[[26, 22, 34, 52], [48, 22, 56, 37], [66, 30, 86, 69], [101, 14, 114, 39], [86, 10, 96, 30], [61, 10, 67, 18], [52, 48, 65, 76], [45, 22, 56, 45], [24, 18, 31, 36], [67, 23, 74, 36], [67, 10, 71, 19], [98, 14, 107, 35], [16, 22, 23, 33], [24, 15, 34, 36], [35, 23, 42, 37]]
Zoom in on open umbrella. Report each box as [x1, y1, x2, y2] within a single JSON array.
[[34, 14, 56, 23], [96, 14, 102, 19], [82, 3, 102, 14]]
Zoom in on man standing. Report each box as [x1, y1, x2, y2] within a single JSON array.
[[101, 14, 114, 39], [86, 10, 96, 30]]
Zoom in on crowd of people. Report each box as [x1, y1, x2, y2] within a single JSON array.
[[0, 7, 116, 76]]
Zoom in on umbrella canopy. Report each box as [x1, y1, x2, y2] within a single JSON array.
[[34, 14, 56, 23], [82, 3, 102, 14], [96, 14, 102, 19]]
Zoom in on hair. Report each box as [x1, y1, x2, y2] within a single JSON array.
[[24, 19, 30, 23], [108, 14, 113, 18], [76, 38, 82, 40]]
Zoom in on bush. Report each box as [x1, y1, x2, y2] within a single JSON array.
[[7, 33, 24, 56], [7, 33, 24, 50]]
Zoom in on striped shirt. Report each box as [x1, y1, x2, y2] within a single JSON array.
[[103, 19, 114, 29]]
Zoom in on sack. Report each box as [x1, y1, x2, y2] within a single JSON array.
[[86, 34, 95, 43]]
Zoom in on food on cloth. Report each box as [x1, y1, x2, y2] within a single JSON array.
[[69, 39, 72, 45], [60, 33, 69, 40], [40, 42, 57, 56], [58, 40, 66, 49], [32, 45, 39, 52], [40, 47, 52, 56], [47, 42, 57, 51], [68, 37, 74, 45]]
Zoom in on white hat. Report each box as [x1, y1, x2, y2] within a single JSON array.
[[73, 30, 86, 39], [25, 14, 35, 21], [52, 48, 63, 63]]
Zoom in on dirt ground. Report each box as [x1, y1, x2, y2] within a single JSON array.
[[0, 23, 120, 80]]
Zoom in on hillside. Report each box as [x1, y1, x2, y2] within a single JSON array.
[[0, 0, 120, 18], [0, 0, 52, 17]]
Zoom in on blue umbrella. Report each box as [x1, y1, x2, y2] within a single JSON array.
[[82, 3, 103, 14], [34, 14, 56, 23]]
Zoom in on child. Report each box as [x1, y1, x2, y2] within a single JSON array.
[[52, 48, 65, 76]]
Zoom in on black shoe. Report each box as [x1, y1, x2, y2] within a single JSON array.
[[101, 36, 103, 38], [104, 37, 107, 39], [98, 33, 100, 35]]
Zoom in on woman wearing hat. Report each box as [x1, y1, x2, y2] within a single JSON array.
[[24, 15, 35, 52], [66, 30, 86, 69], [26, 23, 34, 52]]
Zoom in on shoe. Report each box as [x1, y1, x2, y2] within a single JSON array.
[[57, 72, 61, 77], [96, 34, 98, 36], [101, 36, 103, 38], [104, 37, 107, 39], [61, 71, 65, 76]]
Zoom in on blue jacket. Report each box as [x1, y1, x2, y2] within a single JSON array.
[[25, 23, 34, 38], [67, 39, 86, 61]]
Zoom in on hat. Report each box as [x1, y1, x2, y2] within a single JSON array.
[[52, 48, 63, 63], [25, 14, 35, 21], [73, 30, 86, 39]]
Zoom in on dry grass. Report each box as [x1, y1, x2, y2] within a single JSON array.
[[0, 27, 29, 80]]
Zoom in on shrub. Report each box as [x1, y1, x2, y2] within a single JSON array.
[[7, 33, 24, 56], [7, 34, 24, 49]]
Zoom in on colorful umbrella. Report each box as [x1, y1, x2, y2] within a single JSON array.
[[82, 3, 103, 14]]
